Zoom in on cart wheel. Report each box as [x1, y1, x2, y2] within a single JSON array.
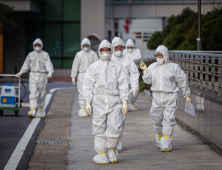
[[0, 110, 3, 116], [15, 111, 19, 116]]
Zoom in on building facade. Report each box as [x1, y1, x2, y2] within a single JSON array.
[[1, 0, 221, 76]]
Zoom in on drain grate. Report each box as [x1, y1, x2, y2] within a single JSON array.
[[36, 140, 66, 144], [51, 106, 70, 109]]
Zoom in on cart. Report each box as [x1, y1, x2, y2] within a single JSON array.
[[0, 74, 22, 116]]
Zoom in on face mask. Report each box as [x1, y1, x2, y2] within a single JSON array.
[[127, 49, 133, 53], [114, 50, 123, 57], [83, 47, 89, 52], [157, 58, 165, 65], [100, 52, 111, 61], [34, 47, 41, 52]]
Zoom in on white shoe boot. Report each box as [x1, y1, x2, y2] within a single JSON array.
[[160, 135, 173, 152], [36, 108, 46, 118], [155, 134, 162, 148], [93, 153, 109, 164], [107, 148, 118, 163], [128, 103, 138, 111], [117, 142, 123, 152], [28, 109, 36, 118], [78, 108, 88, 117]]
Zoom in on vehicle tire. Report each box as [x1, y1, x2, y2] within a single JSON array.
[[0, 110, 3, 116]]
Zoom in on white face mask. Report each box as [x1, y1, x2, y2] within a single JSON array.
[[83, 47, 89, 52], [114, 50, 123, 57], [127, 49, 133, 53], [34, 47, 41, 52], [100, 52, 111, 61], [157, 58, 165, 65]]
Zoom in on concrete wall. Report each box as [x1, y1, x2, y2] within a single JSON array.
[[176, 88, 222, 155], [81, 0, 105, 40], [105, 0, 115, 41], [118, 18, 162, 60]]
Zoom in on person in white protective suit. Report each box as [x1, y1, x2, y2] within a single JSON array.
[[111, 37, 140, 152], [71, 38, 98, 117], [83, 40, 129, 164], [123, 39, 142, 68], [123, 39, 141, 111], [16, 38, 54, 118], [140, 45, 192, 152]]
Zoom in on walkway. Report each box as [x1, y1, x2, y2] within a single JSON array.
[[67, 89, 222, 170]]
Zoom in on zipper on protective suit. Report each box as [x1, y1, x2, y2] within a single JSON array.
[[104, 61, 109, 112], [160, 64, 164, 106]]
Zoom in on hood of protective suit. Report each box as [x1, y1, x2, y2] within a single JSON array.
[[33, 38, 43, 50], [155, 45, 169, 62], [81, 38, 91, 49], [112, 37, 125, 48], [126, 39, 135, 48], [98, 40, 112, 61]]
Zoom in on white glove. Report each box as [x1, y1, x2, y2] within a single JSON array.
[[122, 101, 128, 117], [140, 62, 148, 71], [72, 78, 76, 85], [186, 96, 191, 105], [130, 87, 138, 97], [47, 72, 52, 78], [86, 101, 91, 115], [15, 72, 22, 78]]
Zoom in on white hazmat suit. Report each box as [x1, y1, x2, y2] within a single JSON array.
[[111, 37, 140, 151], [123, 39, 142, 68], [16, 38, 54, 118], [141, 45, 191, 151], [71, 38, 98, 117], [123, 39, 141, 111], [83, 40, 129, 164]]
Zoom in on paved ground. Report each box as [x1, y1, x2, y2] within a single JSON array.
[[0, 81, 74, 170], [28, 89, 74, 169], [67, 89, 222, 170]]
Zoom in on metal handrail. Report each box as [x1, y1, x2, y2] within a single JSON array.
[[169, 51, 222, 96]]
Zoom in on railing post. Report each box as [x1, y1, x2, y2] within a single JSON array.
[[218, 58, 222, 96], [186, 54, 190, 83], [205, 56, 209, 92], [190, 55, 194, 87], [200, 56, 203, 90], [211, 57, 215, 94], [182, 54, 185, 72], [195, 55, 199, 88]]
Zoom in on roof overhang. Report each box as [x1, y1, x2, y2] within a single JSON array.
[[0, 0, 42, 12]]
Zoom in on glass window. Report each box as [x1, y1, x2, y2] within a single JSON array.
[[63, 23, 80, 57], [26, 23, 43, 55], [45, 0, 62, 21], [51, 59, 62, 69], [63, 59, 74, 69], [64, 0, 81, 21], [44, 24, 62, 57], [26, 12, 44, 21]]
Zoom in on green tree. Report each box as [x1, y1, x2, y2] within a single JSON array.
[[147, 8, 196, 50], [0, 3, 17, 34], [202, 16, 222, 50], [147, 31, 163, 49], [147, 7, 222, 51]]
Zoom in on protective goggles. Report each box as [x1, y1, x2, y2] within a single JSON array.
[[114, 46, 124, 51], [100, 48, 111, 54], [127, 47, 134, 50], [155, 53, 164, 58]]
